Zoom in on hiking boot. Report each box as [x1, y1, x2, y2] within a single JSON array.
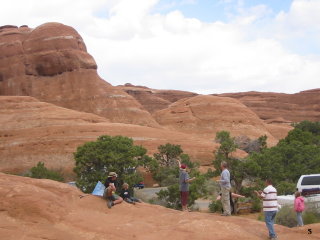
[[220, 213, 231, 216]]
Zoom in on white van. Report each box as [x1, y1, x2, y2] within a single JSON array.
[[296, 174, 320, 196]]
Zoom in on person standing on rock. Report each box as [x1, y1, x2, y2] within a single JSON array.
[[217, 161, 232, 216], [294, 191, 305, 227], [178, 160, 195, 211], [103, 172, 123, 208], [255, 179, 278, 240]]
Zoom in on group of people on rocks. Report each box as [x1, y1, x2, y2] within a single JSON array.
[[178, 160, 305, 240], [103, 160, 305, 240], [103, 172, 141, 209]]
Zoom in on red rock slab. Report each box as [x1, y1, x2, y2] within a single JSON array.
[[1, 173, 319, 240]]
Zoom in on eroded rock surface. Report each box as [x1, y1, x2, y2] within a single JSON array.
[[0, 96, 219, 175], [217, 89, 320, 123], [1, 173, 319, 240], [0, 23, 159, 127], [153, 95, 284, 145], [118, 83, 198, 113]]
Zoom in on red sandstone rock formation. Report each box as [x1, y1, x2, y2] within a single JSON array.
[[118, 83, 198, 113], [0, 96, 219, 175], [3, 22, 317, 177], [153, 95, 283, 145], [1, 173, 319, 240], [0, 23, 159, 127], [217, 89, 320, 123]]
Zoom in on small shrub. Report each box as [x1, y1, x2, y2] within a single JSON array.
[[303, 211, 320, 225], [162, 174, 179, 187], [148, 199, 155, 204], [209, 200, 222, 213], [251, 196, 262, 212], [238, 197, 251, 203], [203, 179, 220, 196], [276, 181, 296, 195], [257, 212, 264, 222], [157, 184, 181, 209], [25, 162, 64, 182], [275, 205, 297, 228]]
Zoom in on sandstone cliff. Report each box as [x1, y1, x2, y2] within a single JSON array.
[[0, 96, 220, 175], [0, 23, 159, 127], [5, 22, 320, 177], [217, 89, 320, 123], [1, 173, 319, 240], [118, 83, 198, 113]]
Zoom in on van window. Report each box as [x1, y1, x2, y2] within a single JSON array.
[[301, 176, 320, 185]]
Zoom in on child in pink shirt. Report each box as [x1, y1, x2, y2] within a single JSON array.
[[294, 191, 305, 227]]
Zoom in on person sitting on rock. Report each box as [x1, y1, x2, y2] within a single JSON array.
[[120, 183, 141, 204], [103, 172, 123, 208]]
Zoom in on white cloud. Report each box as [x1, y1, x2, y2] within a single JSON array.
[[1, 0, 320, 94], [275, 0, 320, 42]]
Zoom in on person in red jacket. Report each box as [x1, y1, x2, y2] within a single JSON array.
[[294, 191, 305, 227]]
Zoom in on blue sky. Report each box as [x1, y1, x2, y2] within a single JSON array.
[[153, 0, 293, 23], [1, 0, 320, 94]]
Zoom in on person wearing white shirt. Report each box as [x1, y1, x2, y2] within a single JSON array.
[[255, 179, 278, 240]]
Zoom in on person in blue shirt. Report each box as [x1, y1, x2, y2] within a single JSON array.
[[217, 161, 231, 216]]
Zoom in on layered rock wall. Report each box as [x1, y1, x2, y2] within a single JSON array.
[[153, 95, 282, 145], [118, 83, 198, 113], [217, 89, 320, 123], [0, 23, 159, 127], [0, 96, 219, 174]]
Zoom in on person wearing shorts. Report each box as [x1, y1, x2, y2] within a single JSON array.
[[178, 160, 195, 211], [104, 172, 123, 208]]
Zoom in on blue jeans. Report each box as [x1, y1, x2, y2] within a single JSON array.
[[264, 211, 277, 238], [296, 212, 304, 226]]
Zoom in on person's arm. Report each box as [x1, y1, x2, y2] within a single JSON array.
[[177, 159, 181, 168], [109, 182, 116, 191], [254, 190, 263, 199], [185, 177, 196, 183], [183, 171, 195, 183], [217, 179, 228, 183], [231, 193, 245, 198]]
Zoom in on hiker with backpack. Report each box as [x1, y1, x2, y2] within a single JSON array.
[[104, 172, 123, 208]]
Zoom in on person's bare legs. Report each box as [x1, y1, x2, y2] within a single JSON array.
[[106, 187, 115, 208], [114, 197, 123, 205]]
